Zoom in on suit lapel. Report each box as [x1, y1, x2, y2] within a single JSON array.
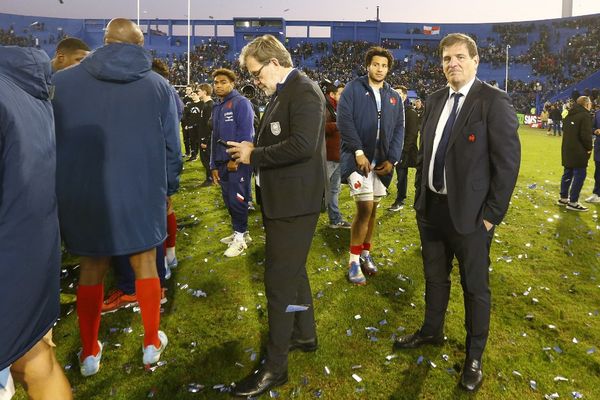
[[256, 71, 301, 145], [447, 79, 482, 149], [256, 97, 281, 145], [424, 90, 449, 157]]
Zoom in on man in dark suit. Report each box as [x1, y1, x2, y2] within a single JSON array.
[[393, 33, 521, 392], [389, 86, 419, 211], [227, 34, 327, 398]]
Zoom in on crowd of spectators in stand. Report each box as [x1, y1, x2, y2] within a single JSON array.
[[2, 14, 600, 115], [381, 38, 401, 49], [0, 26, 36, 47], [163, 39, 233, 85], [0, 23, 65, 48], [160, 31, 599, 114], [492, 23, 533, 46], [287, 40, 317, 65]]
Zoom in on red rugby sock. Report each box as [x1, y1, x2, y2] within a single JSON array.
[[136, 277, 161, 348], [76, 284, 103, 360], [166, 212, 177, 248], [350, 245, 363, 255]]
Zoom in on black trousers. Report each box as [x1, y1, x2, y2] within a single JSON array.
[[189, 127, 200, 158], [394, 164, 409, 203], [199, 145, 211, 180], [182, 127, 192, 156], [417, 189, 494, 361], [262, 211, 319, 371]]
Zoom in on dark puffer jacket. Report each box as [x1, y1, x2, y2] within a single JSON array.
[[561, 104, 593, 168]]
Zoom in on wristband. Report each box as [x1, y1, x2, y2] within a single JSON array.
[[355, 150, 364, 157]]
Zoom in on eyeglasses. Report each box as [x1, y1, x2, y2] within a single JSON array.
[[250, 62, 269, 80]]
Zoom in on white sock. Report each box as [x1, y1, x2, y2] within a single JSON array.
[[166, 247, 176, 262], [349, 252, 360, 264], [361, 249, 370, 257], [233, 231, 245, 242]]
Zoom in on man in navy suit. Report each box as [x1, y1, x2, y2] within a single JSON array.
[[393, 33, 521, 392]]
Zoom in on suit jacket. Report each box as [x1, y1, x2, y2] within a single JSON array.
[[592, 109, 600, 162], [414, 79, 521, 235], [400, 106, 419, 168], [250, 70, 328, 219]]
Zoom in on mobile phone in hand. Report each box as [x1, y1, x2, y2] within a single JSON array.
[[217, 138, 232, 148]]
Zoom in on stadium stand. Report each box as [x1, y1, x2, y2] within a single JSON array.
[[1, 12, 598, 113]]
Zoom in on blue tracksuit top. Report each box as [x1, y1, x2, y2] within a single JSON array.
[[210, 89, 255, 169]]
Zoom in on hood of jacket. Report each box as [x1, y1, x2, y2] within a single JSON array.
[[0, 46, 52, 100], [80, 43, 151, 83], [356, 74, 392, 93], [567, 104, 589, 117]]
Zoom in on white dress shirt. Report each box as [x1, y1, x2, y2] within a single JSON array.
[[428, 77, 476, 194]]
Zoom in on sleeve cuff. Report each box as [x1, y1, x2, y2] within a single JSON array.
[[250, 147, 262, 168]]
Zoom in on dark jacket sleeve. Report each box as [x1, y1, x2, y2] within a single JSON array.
[[337, 82, 364, 154], [386, 96, 405, 165], [251, 84, 323, 168], [171, 86, 183, 122], [414, 96, 433, 193], [482, 91, 521, 225], [209, 107, 217, 170], [162, 88, 183, 196], [234, 98, 255, 143], [325, 106, 337, 139], [580, 112, 593, 152], [401, 108, 419, 167]]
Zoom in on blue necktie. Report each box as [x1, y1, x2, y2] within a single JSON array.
[[433, 92, 463, 192]]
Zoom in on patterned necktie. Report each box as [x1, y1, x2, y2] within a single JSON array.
[[432, 92, 463, 191]]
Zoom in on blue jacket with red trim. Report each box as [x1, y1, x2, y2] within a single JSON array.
[[337, 75, 404, 187]]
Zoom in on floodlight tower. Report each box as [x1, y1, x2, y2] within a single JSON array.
[[187, 0, 191, 85], [562, 0, 573, 18], [505, 44, 511, 92]]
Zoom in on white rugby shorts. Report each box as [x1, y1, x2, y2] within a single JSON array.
[[348, 170, 387, 202]]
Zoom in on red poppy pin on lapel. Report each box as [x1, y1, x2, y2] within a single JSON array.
[[468, 134, 476, 143], [390, 97, 397, 105]]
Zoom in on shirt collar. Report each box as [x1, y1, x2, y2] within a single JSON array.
[[448, 76, 476, 99], [275, 68, 297, 94]]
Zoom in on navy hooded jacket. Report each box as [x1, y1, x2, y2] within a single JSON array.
[[337, 75, 405, 187], [0, 46, 60, 369], [53, 43, 183, 256]]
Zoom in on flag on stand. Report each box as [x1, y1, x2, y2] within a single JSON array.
[[423, 26, 441, 35]]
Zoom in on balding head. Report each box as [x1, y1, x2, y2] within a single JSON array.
[[577, 96, 592, 111], [104, 18, 144, 46]]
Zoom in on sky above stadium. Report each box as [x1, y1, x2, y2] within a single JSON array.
[[2, 0, 600, 23]]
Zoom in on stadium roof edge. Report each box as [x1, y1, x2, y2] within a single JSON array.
[[1, 11, 599, 26]]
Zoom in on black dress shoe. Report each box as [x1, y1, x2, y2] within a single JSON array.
[[460, 358, 483, 392], [231, 367, 288, 397], [289, 337, 318, 353], [393, 330, 444, 350]]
